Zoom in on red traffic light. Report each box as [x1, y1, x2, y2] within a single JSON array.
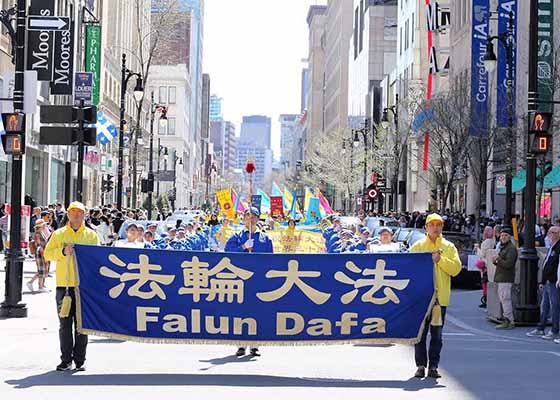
[[1, 112, 25, 133]]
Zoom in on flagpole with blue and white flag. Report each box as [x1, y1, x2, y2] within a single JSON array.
[[96, 112, 118, 145]]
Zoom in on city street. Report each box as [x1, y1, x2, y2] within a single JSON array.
[[1, 259, 558, 400]]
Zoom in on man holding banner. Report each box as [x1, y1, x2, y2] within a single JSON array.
[[43, 202, 100, 372], [410, 213, 461, 379], [225, 207, 273, 357]]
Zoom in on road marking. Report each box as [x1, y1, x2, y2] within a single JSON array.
[[443, 333, 474, 336], [460, 347, 560, 358]]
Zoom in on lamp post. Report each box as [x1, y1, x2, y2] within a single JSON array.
[[117, 53, 143, 210], [147, 91, 167, 220], [342, 135, 355, 214], [171, 155, 183, 212], [516, 0, 540, 324], [382, 94, 400, 212], [484, 10, 514, 225], [353, 118, 374, 215]]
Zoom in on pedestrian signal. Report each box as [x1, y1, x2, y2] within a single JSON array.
[[529, 112, 553, 155], [532, 133, 551, 154], [529, 112, 552, 133]]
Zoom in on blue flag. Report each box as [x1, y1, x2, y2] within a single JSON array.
[[96, 112, 118, 145]]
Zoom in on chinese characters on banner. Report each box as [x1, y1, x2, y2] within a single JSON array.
[[75, 246, 435, 344]]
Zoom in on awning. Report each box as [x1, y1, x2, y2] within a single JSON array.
[[544, 164, 560, 190], [496, 170, 527, 194]]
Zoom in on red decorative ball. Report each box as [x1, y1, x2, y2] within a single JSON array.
[[245, 162, 256, 174]]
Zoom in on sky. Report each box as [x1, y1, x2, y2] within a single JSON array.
[[203, 0, 327, 161]]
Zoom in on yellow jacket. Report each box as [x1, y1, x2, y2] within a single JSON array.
[[44, 223, 100, 287], [410, 234, 462, 306]]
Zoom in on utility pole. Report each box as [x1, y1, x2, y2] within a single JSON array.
[[517, 0, 539, 324], [1, 0, 27, 318]]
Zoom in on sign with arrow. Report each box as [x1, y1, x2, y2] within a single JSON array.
[[27, 16, 70, 31]]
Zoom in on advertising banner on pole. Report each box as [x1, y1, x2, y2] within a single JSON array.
[[270, 196, 284, 218], [85, 25, 102, 106], [470, 0, 490, 136], [537, 0, 554, 113], [496, 0, 517, 128]]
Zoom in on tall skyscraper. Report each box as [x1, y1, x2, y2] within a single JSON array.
[[209, 95, 223, 121], [239, 115, 272, 149], [279, 114, 299, 165]]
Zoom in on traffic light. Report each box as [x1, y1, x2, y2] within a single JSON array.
[[1, 112, 26, 155], [102, 174, 114, 193], [529, 111, 553, 155]]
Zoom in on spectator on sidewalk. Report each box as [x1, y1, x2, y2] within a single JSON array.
[[44, 201, 99, 372], [26, 219, 52, 293], [527, 226, 560, 340], [493, 226, 518, 330]]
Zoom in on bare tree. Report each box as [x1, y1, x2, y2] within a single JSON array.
[[130, 0, 178, 207]]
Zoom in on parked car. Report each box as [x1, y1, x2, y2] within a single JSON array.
[[444, 232, 480, 289]]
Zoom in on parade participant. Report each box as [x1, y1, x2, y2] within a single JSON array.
[[370, 227, 401, 253], [114, 224, 144, 248], [43, 201, 99, 371], [26, 219, 52, 292], [348, 227, 371, 252], [136, 225, 145, 243], [331, 230, 354, 253], [410, 213, 461, 379], [225, 207, 273, 357], [147, 222, 160, 239], [167, 227, 177, 241], [143, 231, 155, 249], [493, 226, 517, 330]]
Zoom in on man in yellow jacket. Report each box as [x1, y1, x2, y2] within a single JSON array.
[[44, 201, 99, 372], [410, 213, 461, 379]]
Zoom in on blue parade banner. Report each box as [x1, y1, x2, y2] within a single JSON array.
[[470, 0, 490, 136], [305, 197, 321, 225], [74, 246, 435, 345], [251, 195, 262, 214], [496, 0, 517, 128]]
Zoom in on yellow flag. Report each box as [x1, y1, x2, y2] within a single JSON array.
[[216, 189, 235, 219]]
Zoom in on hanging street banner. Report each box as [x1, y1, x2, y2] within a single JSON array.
[[74, 246, 435, 344], [470, 0, 490, 136], [85, 25, 102, 106], [74, 72, 93, 105], [26, 0, 56, 81], [51, 21, 75, 95], [496, 0, 517, 128], [537, 0, 554, 113]]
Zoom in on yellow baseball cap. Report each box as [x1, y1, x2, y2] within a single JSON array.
[[67, 201, 86, 213], [425, 213, 444, 225]]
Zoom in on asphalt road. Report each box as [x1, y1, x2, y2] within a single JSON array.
[[1, 258, 558, 400]]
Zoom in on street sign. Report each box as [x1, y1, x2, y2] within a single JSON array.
[[39, 127, 96, 146], [27, 0, 56, 81], [85, 25, 102, 105], [158, 170, 176, 182], [40, 105, 97, 123], [496, 174, 506, 189], [51, 22, 75, 95], [27, 16, 70, 31], [368, 188, 378, 199], [74, 72, 93, 104]]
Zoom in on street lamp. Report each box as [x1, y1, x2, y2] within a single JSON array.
[[484, 10, 514, 225], [382, 95, 401, 212], [117, 53, 143, 210], [147, 91, 168, 220], [171, 155, 183, 211], [352, 118, 375, 215]]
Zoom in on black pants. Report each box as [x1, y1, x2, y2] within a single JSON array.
[[56, 287, 88, 364], [414, 306, 447, 370]]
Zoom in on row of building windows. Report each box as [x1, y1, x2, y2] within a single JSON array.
[[399, 13, 415, 55]]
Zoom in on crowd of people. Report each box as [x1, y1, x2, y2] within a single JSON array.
[[2, 199, 558, 373]]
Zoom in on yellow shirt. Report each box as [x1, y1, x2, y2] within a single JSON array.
[[43, 223, 100, 287], [410, 234, 462, 306]]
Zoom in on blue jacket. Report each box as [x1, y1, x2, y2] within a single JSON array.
[[348, 241, 368, 252], [225, 230, 274, 253]]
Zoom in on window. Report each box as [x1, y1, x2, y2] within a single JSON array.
[[167, 117, 176, 135], [405, 20, 409, 50], [168, 86, 176, 104], [399, 27, 402, 55], [159, 86, 168, 104], [354, 7, 359, 59], [411, 13, 414, 44]]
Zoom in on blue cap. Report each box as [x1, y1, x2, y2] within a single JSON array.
[[244, 207, 259, 216], [148, 222, 157, 228], [361, 227, 370, 234], [126, 223, 139, 231]]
